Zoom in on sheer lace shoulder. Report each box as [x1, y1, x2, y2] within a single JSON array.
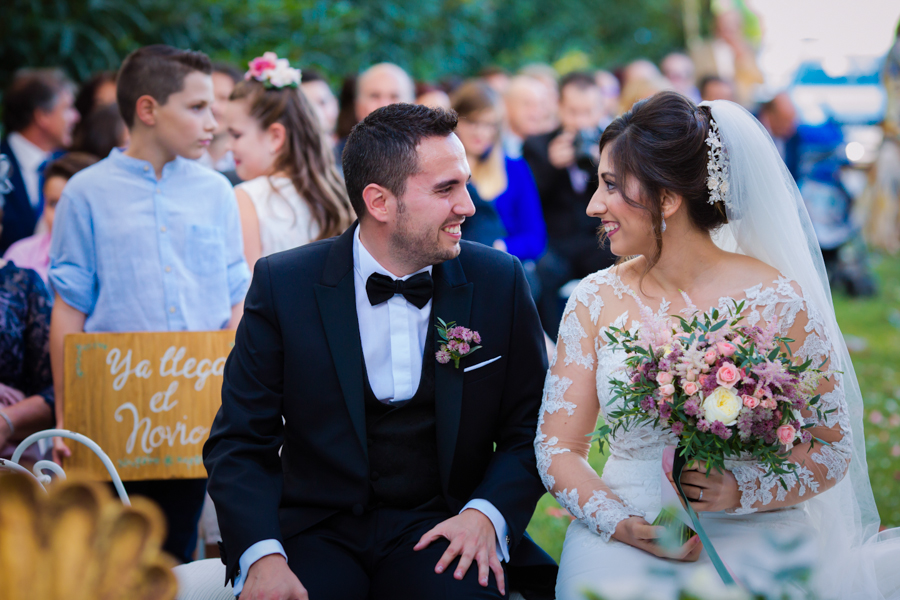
[[537, 268, 853, 539]]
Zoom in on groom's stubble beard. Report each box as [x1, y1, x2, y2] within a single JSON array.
[[389, 197, 461, 271]]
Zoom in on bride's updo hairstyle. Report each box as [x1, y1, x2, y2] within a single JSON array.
[[598, 91, 728, 273]]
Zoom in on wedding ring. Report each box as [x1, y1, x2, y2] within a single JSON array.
[[699, 489, 704, 501]]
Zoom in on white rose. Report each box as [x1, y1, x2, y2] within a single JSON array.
[[702, 386, 742, 426]]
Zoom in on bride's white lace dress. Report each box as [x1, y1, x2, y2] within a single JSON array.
[[536, 266, 854, 599]]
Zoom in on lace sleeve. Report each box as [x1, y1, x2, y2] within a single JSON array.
[[535, 277, 640, 541], [726, 280, 852, 514]]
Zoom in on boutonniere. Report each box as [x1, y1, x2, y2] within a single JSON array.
[[435, 318, 482, 369]]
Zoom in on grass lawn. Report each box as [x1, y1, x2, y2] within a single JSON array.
[[526, 255, 900, 562]]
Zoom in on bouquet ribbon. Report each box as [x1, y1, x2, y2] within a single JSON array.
[[669, 446, 738, 587]]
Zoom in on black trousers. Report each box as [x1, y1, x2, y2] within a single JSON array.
[[123, 478, 207, 564], [282, 499, 506, 600]]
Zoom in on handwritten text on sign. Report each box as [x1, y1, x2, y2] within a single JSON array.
[[64, 331, 234, 481]]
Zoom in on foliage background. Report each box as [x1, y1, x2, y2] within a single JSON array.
[[1, 0, 687, 88]]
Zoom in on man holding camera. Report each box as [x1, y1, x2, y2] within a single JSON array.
[[522, 72, 615, 338]]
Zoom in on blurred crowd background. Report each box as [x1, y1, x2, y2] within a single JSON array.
[[2, 0, 900, 562]]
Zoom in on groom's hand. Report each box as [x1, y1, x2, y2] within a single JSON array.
[[240, 554, 308, 600], [414, 508, 506, 595]]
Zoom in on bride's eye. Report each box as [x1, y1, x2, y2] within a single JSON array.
[[604, 180, 616, 192]]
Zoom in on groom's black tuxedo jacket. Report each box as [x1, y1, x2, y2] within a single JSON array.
[[203, 224, 556, 589]]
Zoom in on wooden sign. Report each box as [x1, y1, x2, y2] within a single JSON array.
[[63, 331, 234, 481]]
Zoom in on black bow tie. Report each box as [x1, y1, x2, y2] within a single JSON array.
[[366, 272, 434, 309]]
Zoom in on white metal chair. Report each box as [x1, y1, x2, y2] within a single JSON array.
[[0, 428, 130, 504]]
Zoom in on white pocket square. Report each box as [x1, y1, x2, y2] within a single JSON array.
[[463, 356, 502, 373]]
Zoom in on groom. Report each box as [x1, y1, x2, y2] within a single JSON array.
[[203, 103, 557, 600]]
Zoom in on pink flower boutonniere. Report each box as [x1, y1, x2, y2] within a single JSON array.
[[435, 318, 482, 369]]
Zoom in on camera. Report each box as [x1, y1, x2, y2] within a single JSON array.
[[573, 126, 603, 171]]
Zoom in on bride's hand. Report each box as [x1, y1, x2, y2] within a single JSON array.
[[612, 516, 703, 561], [669, 462, 741, 513]]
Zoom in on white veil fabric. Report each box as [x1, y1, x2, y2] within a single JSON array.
[[702, 99, 899, 598]]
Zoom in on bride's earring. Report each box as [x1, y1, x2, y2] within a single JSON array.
[[661, 218, 667, 233]]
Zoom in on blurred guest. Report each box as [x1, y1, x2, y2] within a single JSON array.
[[621, 59, 662, 88], [661, 52, 701, 103], [617, 73, 673, 115], [452, 80, 547, 266], [415, 82, 451, 110], [71, 70, 117, 145], [699, 75, 735, 102], [690, 8, 763, 107], [333, 64, 415, 173], [354, 63, 415, 122], [503, 75, 550, 157], [1, 69, 79, 253], [520, 63, 560, 133], [0, 159, 55, 468], [198, 62, 242, 184], [227, 57, 352, 269], [523, 72, 615, 337], [594, 70, 621, 121], [4, 153, 98, 285], [758, 91, 800, 178], [858, 21, 900, 253], [70, 103, 129, 159], [479, 66, 511, 95], [301, 69, 340, 142]]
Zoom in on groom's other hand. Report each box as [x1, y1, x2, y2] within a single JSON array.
[[240, 554, 308, 600], [613, 517, 703, 562], [414, 508, 506, 595]]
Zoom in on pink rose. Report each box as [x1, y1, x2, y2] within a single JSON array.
[[248, 52, 279, 78], [656, 372, 674, 385], [761, 398, 777, 410], [716, 342, 737, 357], [704, 351, 717, 365], [715, 363, 740, 388], [685, 370, 697, 382], [742, 395, 759, 409], [683, 381, 699, 396], [754, 388, 766, 399], [777, 424, 796, 446], [659, 384, 676, 397]]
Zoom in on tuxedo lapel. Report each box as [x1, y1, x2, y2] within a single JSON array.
[[314, 224, 367, 459], [432, 256, 473, 493]]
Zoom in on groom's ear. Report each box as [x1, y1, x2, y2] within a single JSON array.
[[660, 188, 683, 221], [361, 183, 392, 224]]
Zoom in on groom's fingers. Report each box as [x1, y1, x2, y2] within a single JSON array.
[[489, 553, 506, 595], [436, 537, 465, 574], [414, 524, 445, 551]]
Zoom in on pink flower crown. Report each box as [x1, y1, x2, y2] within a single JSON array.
[[245, 52, 301, 89]]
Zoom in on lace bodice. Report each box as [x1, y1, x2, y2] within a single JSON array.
[[535, 267, 852, 541]]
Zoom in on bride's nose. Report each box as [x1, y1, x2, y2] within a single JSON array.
[[587, 188, 606, 218]]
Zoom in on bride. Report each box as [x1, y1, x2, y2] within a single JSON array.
[[536, 91, 899, 599]]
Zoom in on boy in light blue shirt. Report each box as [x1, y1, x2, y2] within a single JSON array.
[[49, 45, 250, 563]]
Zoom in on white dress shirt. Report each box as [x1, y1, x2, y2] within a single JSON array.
[[232, 227, 509, 595], [7, 132, 49, 209]]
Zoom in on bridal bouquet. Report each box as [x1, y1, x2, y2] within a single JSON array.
[[597, 301, 833, 486]]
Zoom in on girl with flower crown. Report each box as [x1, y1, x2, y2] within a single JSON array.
[[227, 53, 352, 269], [536, 91, 900, 598]]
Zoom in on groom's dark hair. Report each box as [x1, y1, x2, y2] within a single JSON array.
[[342, 103, 458, 220]]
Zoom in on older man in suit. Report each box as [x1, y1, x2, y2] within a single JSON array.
[[204, 103, 557, 600], [1, 69, 78, 253]]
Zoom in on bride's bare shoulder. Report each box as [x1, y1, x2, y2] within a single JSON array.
[[720, 253, 787, 290]]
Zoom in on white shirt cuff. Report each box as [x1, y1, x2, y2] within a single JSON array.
[[233, 539, 287, 596], [461, 499, 510, 562]]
